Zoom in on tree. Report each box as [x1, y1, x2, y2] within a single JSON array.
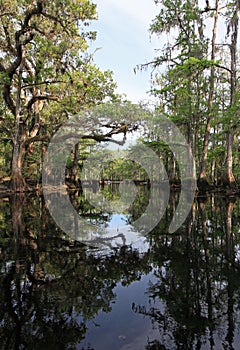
[[223, 0, 240, 187], [61, 100, 150, 185], [0, 0, 116, 191], [138, 0, 210, 184], [144, 0, 240, 188], [198, 0, 220, 186]]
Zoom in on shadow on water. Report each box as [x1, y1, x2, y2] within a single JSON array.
[[0, 187, 240, 349]]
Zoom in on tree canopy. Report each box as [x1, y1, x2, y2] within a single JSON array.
[[0, 0, 118, 190], [0, 0, 239, 191]]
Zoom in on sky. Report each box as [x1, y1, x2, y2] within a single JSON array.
[[90, 0, 162, 103]]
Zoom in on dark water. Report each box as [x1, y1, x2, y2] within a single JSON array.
[[0, 186, 240, 349]]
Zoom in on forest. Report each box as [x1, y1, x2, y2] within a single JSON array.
[[0, 1, 240, 349], [0, 0, 239, 193]]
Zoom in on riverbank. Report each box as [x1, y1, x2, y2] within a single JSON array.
[[0, 178, 240, 197]]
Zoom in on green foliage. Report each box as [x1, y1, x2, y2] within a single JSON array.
[[101, 158, 147, 181], [0, 0, 119, 188], [147, 0, 240, 185]]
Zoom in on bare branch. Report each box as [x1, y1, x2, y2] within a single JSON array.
[[52, 121, 138, 145], [135, 57, 178, 73], [214, 63, 232, 74], [81, 134, 127, 145]]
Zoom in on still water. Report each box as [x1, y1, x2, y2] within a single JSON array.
[[0, 185, 240, 349]]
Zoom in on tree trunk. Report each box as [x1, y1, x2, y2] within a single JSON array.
[[211, 159, 216, 185], [9, 59, 29, 192], [70, 143, 79, 185], [222, 130, 236, 187], [198, 0, 219, 186], [169, 153, 176, 183], [10, 141, 28, 192], [223, 2, 238, 187]]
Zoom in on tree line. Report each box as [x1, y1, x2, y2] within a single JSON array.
[[0, 0, 239, 192], [139, 0, 240, 189]]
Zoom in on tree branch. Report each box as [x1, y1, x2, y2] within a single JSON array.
[[135, 57, 178, 73], [22, 80, 67, 89], [6, 1, 44, 81], [52, 121, 138, 145], [24, 134, 50, 145], [214, 63, 232, 74], [3, 25, 16, 55], [40, 11, 70, 32], [0, 12, 14, 18], [25, 132, 127, 146], [23, 1, 43, 26], [27, 95, 60, 110], [3, 85, 16, 115], [81, 134, 127, 145]]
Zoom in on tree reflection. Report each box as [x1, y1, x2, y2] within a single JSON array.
[[133, 195, 240, 350], [0, 191, 240, 349], [0, 194, 151, 349], [224, 198, 236, 350]]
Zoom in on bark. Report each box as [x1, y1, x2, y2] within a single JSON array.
[[222, 130, 236, 187], [222, 2, 238, 187], [69, 143, 79, 185], [211, 159, 216, 185], [169, 153, 176, 183], [1, 3, 50, 192], [198, 0, 219, 185], [10, 141, 28, 192], [9, 59, 28, 192]]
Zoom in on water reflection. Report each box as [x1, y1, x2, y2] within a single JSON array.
[[0, 188, 240, 349]]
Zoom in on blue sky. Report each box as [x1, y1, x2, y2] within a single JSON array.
[[90, 0, 161, 103]]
